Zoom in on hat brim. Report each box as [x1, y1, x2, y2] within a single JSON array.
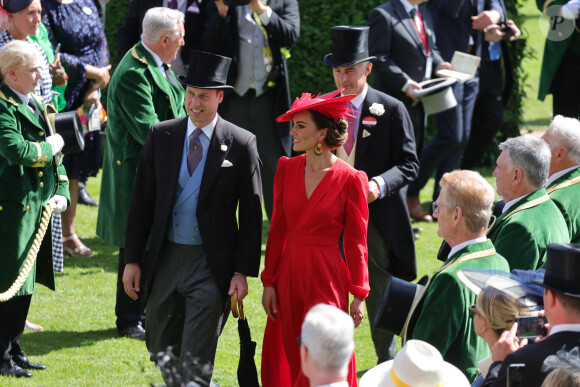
[[323, 53, 376, 67], [402, 275, 431, 343], [276, 92, 356, 122], [532, 279, 580, 298], [177, 75, 235, 90], [359, 359, 470, 387], [413, 78, 457, 98]]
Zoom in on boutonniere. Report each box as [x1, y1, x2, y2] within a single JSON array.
[[369, 103, 385, 116], [220, 144, 228, 152]]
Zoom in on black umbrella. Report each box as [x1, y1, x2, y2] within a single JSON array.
[[231, 291, 260, 387]]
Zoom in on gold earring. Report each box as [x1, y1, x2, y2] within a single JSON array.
[[314, 143, 323, 156]]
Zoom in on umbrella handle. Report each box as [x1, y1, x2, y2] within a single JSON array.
[[230, 289, 246, 319]]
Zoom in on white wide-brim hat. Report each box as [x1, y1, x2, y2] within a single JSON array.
[[359, 340, 470, 387]]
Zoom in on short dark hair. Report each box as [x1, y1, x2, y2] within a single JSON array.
[[309, 109, 348, 149], [552, 291, 580, 314]]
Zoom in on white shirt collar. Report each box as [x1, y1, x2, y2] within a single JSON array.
[[502, 192, 534, 214], [187, 114, 217, 140], [546, 165, 580, 187], [141, 40, 165, 70], [447, 236, 488, 260], [349, 83, 368, 110], [549, 323, 580, 336], [317, 382, 349, 387], [399, 0, 417, 13]]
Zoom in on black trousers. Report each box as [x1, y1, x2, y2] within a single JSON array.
[[551, 49, 580, 119], [0, 295, 31, 363], [115, 248, 146, 330]]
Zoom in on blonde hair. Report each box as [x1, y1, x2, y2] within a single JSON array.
[[541, 368, 580, 387], [439, 170, 495, 232], [476, 286, 528, 337], [0, 40, 44, 77]]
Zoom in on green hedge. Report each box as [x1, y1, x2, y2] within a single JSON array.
[[104, 0, 527, 163]]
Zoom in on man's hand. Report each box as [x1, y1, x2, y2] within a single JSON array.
[[248, 0, 266, 15], [49, 195, 68, 213], [350, 298, 364, 328], [491, 322, 528, 362], [368, 180, 382, 203], [228, 273, 248, 301], [560, 0, 580, 19], [83, 88, 100, 110], [435, 62, 453, 72], [214, 0, 229, 17], [123, 263, 141, 301], [472, 10, 502, 30], [262, 286, 278, 321], [484, 20, 521, 42], [405, 80, 422, 102]]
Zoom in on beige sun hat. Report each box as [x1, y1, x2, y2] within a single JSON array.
[[359, 340, 470, 387]]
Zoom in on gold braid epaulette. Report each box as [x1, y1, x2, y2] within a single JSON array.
[[436, 248, 496, 274], [546, 175, 580, 194], [487, 194, 550, 235], [0, 202, 56, 302]]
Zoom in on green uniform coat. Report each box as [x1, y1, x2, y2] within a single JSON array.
[[97, 42, 185, 247], [535, 0, 580, 101], [546, 166, 580, 243], [412, 239, 510, 382], [488, 188, 569, 270], [0, 84, 69, 296]]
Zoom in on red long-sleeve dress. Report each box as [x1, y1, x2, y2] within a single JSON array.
[[261, 155, 370, 387]]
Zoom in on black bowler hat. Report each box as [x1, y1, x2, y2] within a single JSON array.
[[0, 0, 33, 13], [178, 50, 234, 90], [534, 244, 580, 298], [374, 275, 431, 343], [324, 26, 376, 67], [45, 105, 85, 155]]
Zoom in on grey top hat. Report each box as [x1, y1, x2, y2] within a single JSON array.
[[324, 26, 376, 67], [533, 243, 580, 297], [413, 78, 457, 115]]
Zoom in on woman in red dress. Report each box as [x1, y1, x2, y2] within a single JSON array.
[[261, 90, 370, 387]]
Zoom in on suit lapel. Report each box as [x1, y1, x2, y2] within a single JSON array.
[[394, 0, 426, 57], [354, 88, 375, 166], [198, 116, 233, 205], [421, 5, 437, 54], [162, 118, 189, 210]]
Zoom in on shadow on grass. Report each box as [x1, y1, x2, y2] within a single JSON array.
[[20, 328, 120, 356]]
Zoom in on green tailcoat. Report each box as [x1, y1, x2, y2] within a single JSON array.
[[488, 188, 569, 270], [0, 84, 69, 296], [412, 240, 510, 382], [97, 42, 185, 247], [535, 0, 580, 101], [547, 166, 580, 243]]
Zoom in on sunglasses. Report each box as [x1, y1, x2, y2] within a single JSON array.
[[468, 304, 482, 319]]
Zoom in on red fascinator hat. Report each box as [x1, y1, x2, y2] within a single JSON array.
[[276, 89, 357, 122]]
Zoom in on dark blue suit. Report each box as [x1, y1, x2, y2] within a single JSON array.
[[408, 0, 501, 201]]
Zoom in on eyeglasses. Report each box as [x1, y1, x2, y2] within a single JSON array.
[[468, 304, 482, 319], [431, 201, 457, 215]]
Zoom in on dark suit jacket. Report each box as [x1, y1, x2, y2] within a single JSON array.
[[202, 0, 300, 155], [124, 115, 263, 299], [354, 86, 419, 280], [483, 331, 580, 387], [369, 0, 444, 104], [427, 0, 502, 60], [116, 0, 206, 64]]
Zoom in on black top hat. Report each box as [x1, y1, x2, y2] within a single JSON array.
[[0, 0, 33, 13], [324, 26, 376, 67], [178, 50, 234, 90], [45, 105, 85, 155], [534, 243, 580, 298], [374, 275, 431, 341]]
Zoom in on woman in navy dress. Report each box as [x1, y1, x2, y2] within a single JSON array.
[[41, 0, 111, 258]]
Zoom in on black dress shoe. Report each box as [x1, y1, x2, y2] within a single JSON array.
[[78, 182, 99, 207], [118, 324, 145, 340], [12, 353, 46, 370], [0, 360, 33, 378]]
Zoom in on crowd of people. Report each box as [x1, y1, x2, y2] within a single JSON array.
[[0, 0, 579, 386]]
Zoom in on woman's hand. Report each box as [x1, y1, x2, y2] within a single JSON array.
[[262, 286, 278, 321], [83, 87, 100, 110], [350, 297, 364, 328], [86, 64, 112, 88], [49, 57, 67, 85]]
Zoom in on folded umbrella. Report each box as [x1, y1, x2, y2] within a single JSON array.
[[231, 290, 260, 387]]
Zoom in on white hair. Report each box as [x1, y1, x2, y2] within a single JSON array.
[[0, 40, 44, 77], [141, 7, 184, 42], [499, 134, 551, 188], [547, 115, 580, 164], [301, 304, 354, 375]]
